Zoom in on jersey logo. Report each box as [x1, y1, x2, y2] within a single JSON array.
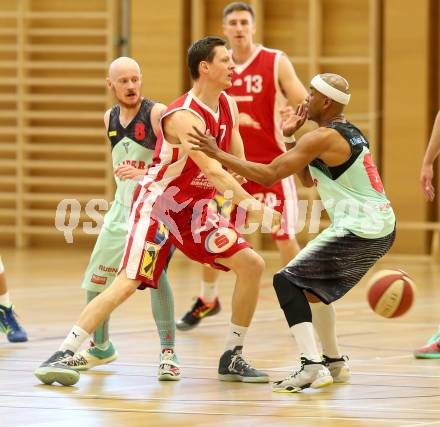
[[139, 242, 160, 280], [134, 122, 146, 141], [108, 130, 117, 137], [123, 140, 130, 153], [205, 228, 237, 254]]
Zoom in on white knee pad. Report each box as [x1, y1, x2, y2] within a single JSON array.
[[0, 256, 4, 274]]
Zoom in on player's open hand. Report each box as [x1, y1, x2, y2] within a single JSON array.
[[280, 101, 308, 137], [188, 126, 220, 158], [114, 164, 146, 181], [420, 163, 435, 201]]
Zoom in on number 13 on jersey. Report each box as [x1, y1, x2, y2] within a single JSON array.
[[243, 75, 263, 93]]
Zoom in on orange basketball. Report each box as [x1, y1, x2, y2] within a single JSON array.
[[366, 269, 416, 318]]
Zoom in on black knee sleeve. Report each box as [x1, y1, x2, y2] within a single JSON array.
[[273, 272, 312, 327]]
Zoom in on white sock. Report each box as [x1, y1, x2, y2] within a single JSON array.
[[59, 325, 90, 354], [0, 292, 11, 307], [225, 323, 248, 351], [310, 302, 340, 358], [200, 280, 218, 303], [290, 322, 321, 362]]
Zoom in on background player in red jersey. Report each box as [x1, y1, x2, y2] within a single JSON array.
[[177, 1, 308, 331], [35, 36, 280, 386]]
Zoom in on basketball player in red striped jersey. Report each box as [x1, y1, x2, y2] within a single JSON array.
[[35, 36, 280, 386], [177, 2, 308, 331]]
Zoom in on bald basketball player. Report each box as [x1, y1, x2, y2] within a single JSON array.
[[37, 57, 180, 382], [189, 73, 396, 392]]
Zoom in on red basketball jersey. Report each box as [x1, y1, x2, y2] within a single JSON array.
[[140, 90, 235, 207], [226, 46, 286, 163]]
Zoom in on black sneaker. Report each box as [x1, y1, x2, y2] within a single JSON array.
[[34, 350, 80, 386], [176, 296, 221, 331], [218, 346, 269, 383]]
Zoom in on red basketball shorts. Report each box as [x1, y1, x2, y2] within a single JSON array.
[[120, 189, 250, 289]]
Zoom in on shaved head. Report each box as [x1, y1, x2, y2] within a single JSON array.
[[106, 57, 142, 108], [108, 56, 141, 81], [319, 73, 350, 94]]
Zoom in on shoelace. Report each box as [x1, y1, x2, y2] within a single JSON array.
[[229, 353, 251, 373], [48, 352, 75, 366], [288, 359, 306, 379], [65, 355, 88, 367], [160, 350, 179, 367]]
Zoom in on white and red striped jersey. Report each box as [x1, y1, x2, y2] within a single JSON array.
[[139, 90, 235, 207], [226, 45, 286, 164]]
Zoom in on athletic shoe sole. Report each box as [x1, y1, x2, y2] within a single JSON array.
[[218, 373, 270, 383], [272, 375, 333, 393], [158, 373, 181, 381], [175, 321, 196, 331], [35, 367, 80, 386], [7, 335, 28, 343], [414, 353, 440, 359]]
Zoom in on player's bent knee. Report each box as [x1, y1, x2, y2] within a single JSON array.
[[273, 272, 312, 326], [251, 252, 265, 272], [273, 272, 296, 307], [241, 251, 265, 276]]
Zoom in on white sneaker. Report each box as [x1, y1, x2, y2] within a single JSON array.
[[158, 349, 181, 381], [323, 355, 351, 383], [272, 358, 333, 393], [66, 343, 118, 371]]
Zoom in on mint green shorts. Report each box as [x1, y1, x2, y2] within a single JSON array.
[[81, 201, 131, 293]]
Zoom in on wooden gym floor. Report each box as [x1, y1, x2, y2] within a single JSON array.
[[0, 247, 439, 427]]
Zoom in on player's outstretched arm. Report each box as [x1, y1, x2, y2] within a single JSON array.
[[169, 110, 281, 231], [189, 127, 328, 188]]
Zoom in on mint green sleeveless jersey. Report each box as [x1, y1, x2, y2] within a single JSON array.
[[308, 121, 395, 238], [107, 99, 157, 207]]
